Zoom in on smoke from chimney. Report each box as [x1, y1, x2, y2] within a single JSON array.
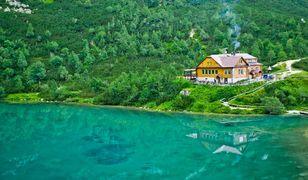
[[221, 1, 241, 51]]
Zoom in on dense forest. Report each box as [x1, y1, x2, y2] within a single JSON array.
[[0, 0, 307, 113]]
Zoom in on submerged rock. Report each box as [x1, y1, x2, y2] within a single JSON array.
[[85, 144, 134, 165], [222, 122, 235, 127]]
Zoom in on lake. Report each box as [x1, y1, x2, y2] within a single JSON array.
[[0, 103, 308, 179]]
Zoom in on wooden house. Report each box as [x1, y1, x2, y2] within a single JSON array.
[[196, 53, 262, 83]]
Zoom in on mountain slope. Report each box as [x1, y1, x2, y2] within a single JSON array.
[[0, 0, 307, 110]]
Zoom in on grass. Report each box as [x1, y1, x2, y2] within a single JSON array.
[[154, 82, 265, 114], [272, 63, 287, 73], [289, 71, 308, 77], [229, 77, 308, 111], [65, 97, 94, 104], [292, 58, 308, 71], [4, 93, 42, 103], [42, 0, 54, 4], [230, 88, 265, 106], [3, 78, 306, 115]]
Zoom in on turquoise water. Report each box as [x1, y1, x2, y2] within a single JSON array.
[[0, 103, 308, 179]]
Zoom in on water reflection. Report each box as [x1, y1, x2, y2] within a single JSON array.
[[1, 103, 308, 179], [187, 130, 259, 156]]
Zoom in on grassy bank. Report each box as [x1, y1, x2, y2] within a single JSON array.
[[3, 77, 307, 115], [230, 75, 308, 112], [153, 82, 265, 115], [4, 93, 42, 103], [3, 82, 262, 114]]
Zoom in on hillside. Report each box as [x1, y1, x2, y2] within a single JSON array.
[[0, 0, 307, 113]]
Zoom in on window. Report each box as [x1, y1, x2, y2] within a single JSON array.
[[212, 70, 215, 74], [215, 70, 218, 74], [202, 69, 205, 74], [238, 69, 244, 75], [205, 70, 208, 74], [209, 70, 211, 74]]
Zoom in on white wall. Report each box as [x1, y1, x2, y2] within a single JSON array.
[[197, 77, 249, 83]]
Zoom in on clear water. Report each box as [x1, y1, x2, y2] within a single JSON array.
[[0, 103, 308, 180]]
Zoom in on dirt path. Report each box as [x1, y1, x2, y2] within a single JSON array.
[[273, 59, 302, 79], [221, 81, 273, 110], [221, 58, 305, 111]]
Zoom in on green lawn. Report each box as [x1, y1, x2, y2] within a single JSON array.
[[4, 93, 42, 103]]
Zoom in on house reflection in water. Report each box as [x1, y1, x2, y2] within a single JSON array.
[[186, 131, 258, 155]]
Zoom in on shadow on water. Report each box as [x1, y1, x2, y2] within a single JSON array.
[[85, 144, 134, 165], [82, 126, 135, 165]]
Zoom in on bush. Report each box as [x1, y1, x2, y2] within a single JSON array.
[[292, 58, 308, 71], [0, 87, 5, 98], [54, 87, 75, 101], [262, 97, 285, 115], [173, 95, 194, 110]]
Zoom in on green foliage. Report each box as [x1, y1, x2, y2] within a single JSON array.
[[236, 0, 308, 64], [232, 78, 308, 110], [173, 95, 194, 110], [46, 41, 59, 52], [26, 61, 46, 85], [90, 78, 105, 93], [271, 63, 286, 73], [261, 97, 285, 115], [42, 0, 54, 4], [0, 0, 307, 114], [67, 51, 82, 73], [292, 58, 308, 71], [17, 51, 28, 69], [160, 82, 264, 113], [4, 93, 41, 103], [26, 23, 35, 38], [49, 55, 63, 67], [57, 66, 69, 81], [94, 68, 183, 106], [0, 87, 5, 99]]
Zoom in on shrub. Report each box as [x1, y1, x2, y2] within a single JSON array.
[[292, 58, 308, 71], [0, 87, 5, 98], [173, 95, 194, 110], [262, 97, 285, 115]]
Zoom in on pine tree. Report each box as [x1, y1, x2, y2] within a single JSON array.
[[68, 51, 82, 72], [27, 61, 46, 84], [267, 50, 276, 63], [58, 66, 69, 81], [251, 43, 261, 58], [17, 51, 27, 69], [26, 23, 35, 38], [49, 55, 63, 68], [278, 50, 287, 60]]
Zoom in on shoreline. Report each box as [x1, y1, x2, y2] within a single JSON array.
[[1, 99, 305, 117]]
